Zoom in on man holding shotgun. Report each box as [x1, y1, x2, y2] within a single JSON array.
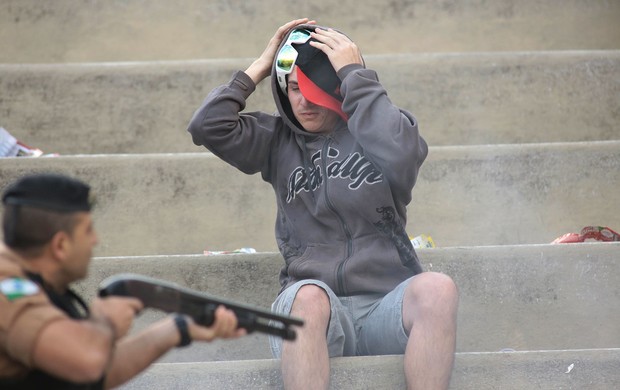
[[0, 173, 246, 389]]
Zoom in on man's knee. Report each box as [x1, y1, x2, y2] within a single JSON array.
[[291, 284, 331, 320], [404, 272, 459, 315]]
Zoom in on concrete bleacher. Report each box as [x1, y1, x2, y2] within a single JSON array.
[[111, 349, 620, 390], [1, 141, 618, 256], [2, 51, 619, 154], [2, 0, 619, 63], [74, 244, 620, 388], [74, 243, 620, 363], [2, 0, 619, 388]]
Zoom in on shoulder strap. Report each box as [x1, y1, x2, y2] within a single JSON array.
[[25, 272, 90, 319]]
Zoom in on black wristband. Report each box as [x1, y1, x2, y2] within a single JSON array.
[[174, 314, 192, 347]]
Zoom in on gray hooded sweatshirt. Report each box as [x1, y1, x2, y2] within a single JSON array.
[[188, 27, 428, 296]]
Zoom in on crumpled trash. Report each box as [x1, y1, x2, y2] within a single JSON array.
[[1, 127, 44, 157], [203, 247, 257, 256], [552, 226, 619, 244], [410, 234, 436, 249]]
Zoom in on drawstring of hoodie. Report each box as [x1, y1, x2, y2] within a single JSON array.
[[295, 134, 316, 201]]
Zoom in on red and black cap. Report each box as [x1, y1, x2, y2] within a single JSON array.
[[292, 32, 348, 121]]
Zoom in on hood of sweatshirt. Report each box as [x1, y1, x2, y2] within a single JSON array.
[[270, 24, 360, 138]]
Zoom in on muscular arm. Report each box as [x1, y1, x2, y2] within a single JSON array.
[[31, 317, 115, 383], [103, 316, 178, 389], [29, 296, 140, 383], [104, 306, 244, 389]]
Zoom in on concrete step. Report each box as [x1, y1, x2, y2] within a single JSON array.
[[1, 0, 619, 63], [117, 349, 620, 390], [73, 243, 620, 362], [1, 141, 618, 256], [2, 50, 619, 154]]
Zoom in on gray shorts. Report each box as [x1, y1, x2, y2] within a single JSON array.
[[269, 278, 411, 358]]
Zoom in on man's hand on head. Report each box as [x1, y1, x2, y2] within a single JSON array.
[[245, 18, 316, 84], [309, 28, 363, 72]]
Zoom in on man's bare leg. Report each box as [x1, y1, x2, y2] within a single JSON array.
[[402, 272, 459, 390], [281, 285, 331, 390]]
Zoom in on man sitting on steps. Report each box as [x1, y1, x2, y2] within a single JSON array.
[[188, 18, 459, 390]]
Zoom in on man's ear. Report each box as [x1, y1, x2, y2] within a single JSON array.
[[49, 230, 70, 262]]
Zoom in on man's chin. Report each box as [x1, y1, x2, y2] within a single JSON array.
[[301, 123, 323, 133]]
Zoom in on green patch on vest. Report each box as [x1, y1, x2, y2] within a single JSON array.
[[0, 278, 40, 301]]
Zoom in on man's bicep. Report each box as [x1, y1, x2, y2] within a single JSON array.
[[2, 290, 65, 365], [31, 318, 111, 383]]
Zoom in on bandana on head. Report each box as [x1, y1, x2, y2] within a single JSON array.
[[292, 35, 348, 121]]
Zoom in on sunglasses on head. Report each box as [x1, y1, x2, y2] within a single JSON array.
[[276, 28, 312, 94]]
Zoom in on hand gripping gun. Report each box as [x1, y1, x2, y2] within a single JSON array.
[[98, 273, 303, 340]]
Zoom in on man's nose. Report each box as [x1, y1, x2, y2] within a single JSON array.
[[300, 94, 315, 107]]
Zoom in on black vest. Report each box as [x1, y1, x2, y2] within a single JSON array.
[[0, 273, 105, 390]]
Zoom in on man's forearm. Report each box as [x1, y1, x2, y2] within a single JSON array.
[[104, 316, 179, 389], [244, 57, 271, 85]]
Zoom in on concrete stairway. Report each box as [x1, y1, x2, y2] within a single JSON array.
[[110, 350, 620, 390], [74, 244, 620, 363], [2, 0, 619, 389], [2, 51, 619, 154], [2, 0, 619, 63], [74, 244, 620, 389], [1, 141, 619, 255]]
